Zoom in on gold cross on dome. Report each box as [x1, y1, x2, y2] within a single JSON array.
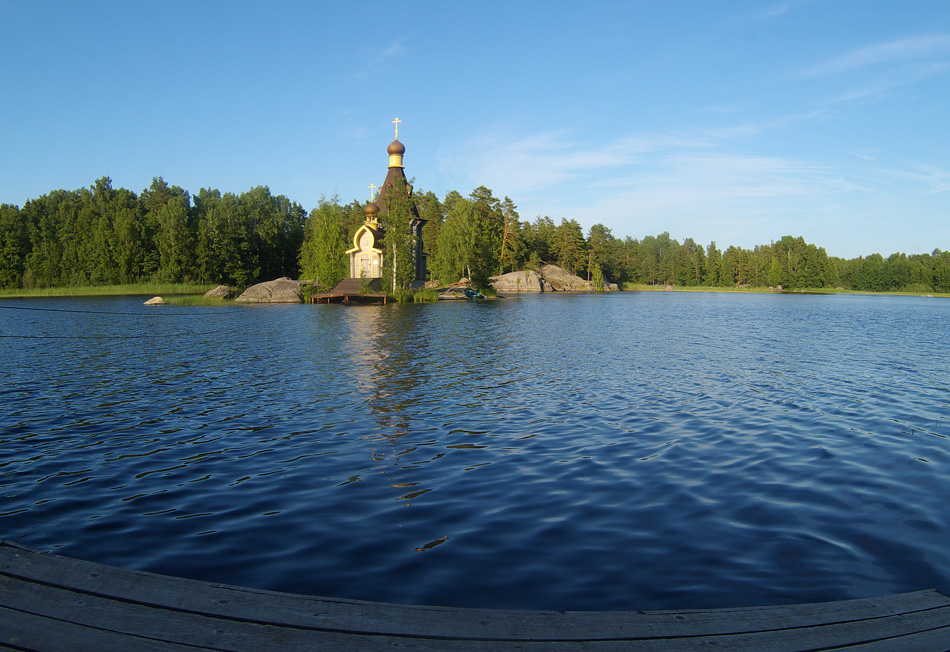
[[392, 117, 401, 139], [369, 183, 377, 200]]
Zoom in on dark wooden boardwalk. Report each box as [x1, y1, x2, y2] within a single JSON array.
[[310, 292, 387, 304], [311, 278, 387, 304], [2, 541, 948, 651]]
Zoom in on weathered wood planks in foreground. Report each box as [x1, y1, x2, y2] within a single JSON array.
[[1, 540, 948, 651]]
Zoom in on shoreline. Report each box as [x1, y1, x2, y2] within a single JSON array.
[[1, 282, 946, 300]]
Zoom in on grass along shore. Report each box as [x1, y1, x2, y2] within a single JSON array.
[[0, 283, 217, 298], [624, 283, 948, 297]]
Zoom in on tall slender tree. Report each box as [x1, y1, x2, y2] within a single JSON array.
[[299, 197, 348, 287], [380, 177, 415, 291]]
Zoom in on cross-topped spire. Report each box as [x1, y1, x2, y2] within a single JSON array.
[[392, 117, 401, 139], [369, 183, 377, 201]]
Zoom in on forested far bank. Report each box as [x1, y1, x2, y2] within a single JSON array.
[[0, 177, 305, 289], [2, 177, 949, 293]]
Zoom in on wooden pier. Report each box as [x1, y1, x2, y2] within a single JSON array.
[[310, 292, 387, 305], [1, 541, 948, 651], [311, 277, 388, 304]]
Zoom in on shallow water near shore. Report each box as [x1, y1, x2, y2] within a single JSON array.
[[1, 291, 948, 610]]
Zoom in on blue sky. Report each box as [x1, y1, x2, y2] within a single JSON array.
[[1, 1, 948, 259]]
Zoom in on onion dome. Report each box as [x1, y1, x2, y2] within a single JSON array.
[[364, 201, 379, 225], [387, 139, 405, 155], [387, 139, 405, 168]]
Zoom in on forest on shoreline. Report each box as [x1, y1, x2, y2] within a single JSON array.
[[1, 176, 948, 293]]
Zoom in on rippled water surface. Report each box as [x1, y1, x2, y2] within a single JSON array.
[[1, 292, 948, 610]]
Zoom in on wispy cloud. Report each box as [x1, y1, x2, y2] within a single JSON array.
[[377, 39, 407, 61], [727, 0, 812, 26], [555, 152, 871, 250], [803, 34, 950, 77], [850, 150, 878, 162], [354, 38, 408, 78], [444, 108, 836, 199], [873, 163, 950, 195], [747, 1, 805, 22], [441, 129, 715, 196]]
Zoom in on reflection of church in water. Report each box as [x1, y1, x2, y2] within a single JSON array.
[[346, 119, 427, 287]]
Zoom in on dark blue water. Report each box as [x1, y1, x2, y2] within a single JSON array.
[[1, 292, 948, 611]]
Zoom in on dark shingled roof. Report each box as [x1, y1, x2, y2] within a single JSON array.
[[374, 140, 422, 221]]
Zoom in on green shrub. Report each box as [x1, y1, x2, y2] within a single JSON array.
[[413, 289, 439, 302], [163, 295, 231, 306], [904, 282, 933, 294], [390, 290, 414, 303]]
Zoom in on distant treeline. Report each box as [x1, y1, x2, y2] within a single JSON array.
[[0, 177, 305, 289], [1, 177, 948, 293]]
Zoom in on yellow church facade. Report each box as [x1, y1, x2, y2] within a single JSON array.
[[346, 204, 384, 279]]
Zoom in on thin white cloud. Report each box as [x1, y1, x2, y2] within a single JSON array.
[[545, 152, 874, 254], [728, 1, 812, 25], [378, 39, 407, 60], [850, 150, 878, 162], [747, 2, 802, 21], [803, 34, 950, 77], [441, 129, 716, 196], [443, 109, 836, 200], [591, 153, 857, 203], [873, 163, 950, 195], [824, 61, 950, 105], [354, 38, 408, 78]]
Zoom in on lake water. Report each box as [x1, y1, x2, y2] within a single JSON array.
[[1, 291, 948, 611]]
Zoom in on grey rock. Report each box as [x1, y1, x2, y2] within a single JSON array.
[[490, 264, 618, 293], [235, 277, 303, 304], [489, 270, 546, 293], [144, 296, 164, 306], [204, 285, 233, 299]]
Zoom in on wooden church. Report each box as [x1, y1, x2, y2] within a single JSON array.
[[345, 119, 427, 288]]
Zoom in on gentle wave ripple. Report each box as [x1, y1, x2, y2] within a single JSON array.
[[1, 292, 948, 610]]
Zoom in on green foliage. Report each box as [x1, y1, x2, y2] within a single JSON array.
[[553, 218, 586, 276], [389, 289, 415, 303], [380, 178, 416, 292], [498, 196, 523, 275], [431, 198, 474, 283], [413, 288, 439, 302], [299, 197, 348, 287], [163, 294, 232, 306], [467, 186, 504, 290], [591, 264, 604, 291], [414, 189, 445, 270], [0, 204, 28, 289], [1, 178, 303, 291], [0, 282, 214, 297]]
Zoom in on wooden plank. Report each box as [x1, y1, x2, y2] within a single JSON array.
[[2, 542, 949, 651], [5, 542, 947, 641], [842, 625, 950, 651], [0, 540, 945, 641], [4, 591, 949, 652], [0, 605, 218, 652]]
